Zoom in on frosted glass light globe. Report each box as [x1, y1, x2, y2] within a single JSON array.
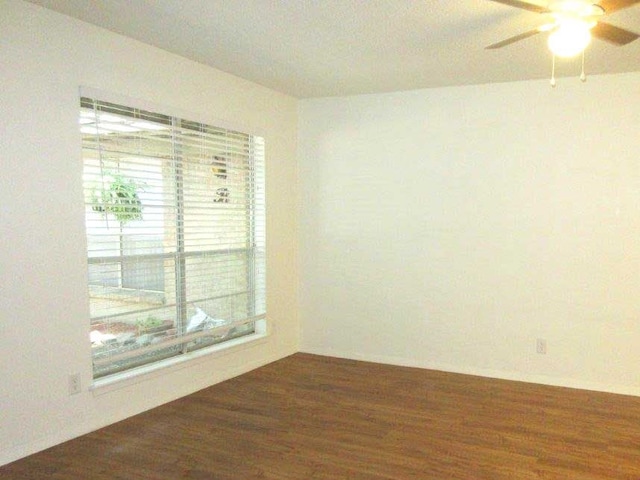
[[547, 20, 592, 57]]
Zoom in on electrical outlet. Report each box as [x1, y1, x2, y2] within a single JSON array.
[[536, 338, 547, 355], [68, 373, 81, 395]]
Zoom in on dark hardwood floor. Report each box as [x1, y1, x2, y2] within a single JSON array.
[[3, 353, 640, 479]]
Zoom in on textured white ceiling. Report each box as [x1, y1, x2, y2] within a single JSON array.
[[27, 0, 640, 98]]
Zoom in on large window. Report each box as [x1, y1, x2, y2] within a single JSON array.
[[80, 95, 266, 379]]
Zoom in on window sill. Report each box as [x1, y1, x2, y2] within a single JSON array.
[[90, 331, 269, 396]]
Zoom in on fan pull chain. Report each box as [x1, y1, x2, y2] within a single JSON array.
[[580, 51, 587, 82], [550, 54, 556, 88]]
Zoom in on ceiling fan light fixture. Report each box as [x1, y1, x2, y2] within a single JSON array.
[[550, 0, 603, 17], [547, 19, 593, 57]]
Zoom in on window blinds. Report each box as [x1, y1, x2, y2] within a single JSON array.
[[80, 96, 266, 378]]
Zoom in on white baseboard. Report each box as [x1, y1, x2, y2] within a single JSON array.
[[300, 345, 640, 398]]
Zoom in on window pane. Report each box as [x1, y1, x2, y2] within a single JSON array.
[[81, 96, 266, 379]]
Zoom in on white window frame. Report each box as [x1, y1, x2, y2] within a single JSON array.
[[80, 88, 267, 382]]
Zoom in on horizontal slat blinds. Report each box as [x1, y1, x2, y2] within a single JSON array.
[[80, 96, 266, 379]]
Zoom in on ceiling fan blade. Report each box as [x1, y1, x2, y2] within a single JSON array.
[[486, 29, 542, 49], [489, 0, 551, 13], [592, 21, 640, 45], [596, 0, 640, 14]]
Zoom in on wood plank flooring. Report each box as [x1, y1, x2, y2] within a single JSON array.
[[3, 353, 640, 479]]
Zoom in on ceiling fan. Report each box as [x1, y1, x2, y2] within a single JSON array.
[[487, 0, 640, 57]]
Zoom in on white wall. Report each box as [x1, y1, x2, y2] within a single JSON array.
[[299, 71, 640, 395], [0, 0, 298, 465]]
